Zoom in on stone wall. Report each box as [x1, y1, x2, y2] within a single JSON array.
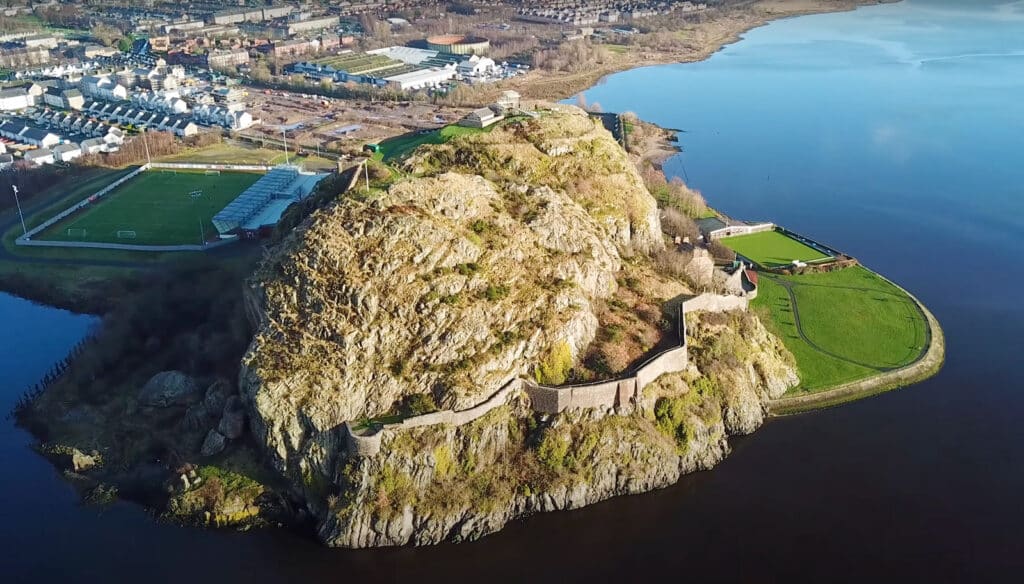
[[345, 293, 752, 456], [707, 222, 774, 241], [344, 379, 521, 457], [682, 293, 749, 314]]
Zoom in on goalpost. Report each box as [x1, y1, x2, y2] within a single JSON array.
[[204, 170, 221, 175], [66, 228, 87, 238], [116, 230, 137, 239]]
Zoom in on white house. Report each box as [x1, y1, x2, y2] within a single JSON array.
[[80, 137, 107, 154], [0, 87, 33, 111], [19, 127, 61, 148], [24, 148, 54, 165], [80, 75, 129, 101], [52, 142, 82, 162]]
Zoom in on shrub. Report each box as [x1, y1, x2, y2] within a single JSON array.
[[482, 284, 509, 301], [653, 396, 692, 447], [398, 393, 439, 417], [661, 207, 700, 241], [653, 248, 695, 280], [536, 431, 569, 471], [433, 445, 454, 478], [535, 341, 574, 385], [708, 240, 736, 262]]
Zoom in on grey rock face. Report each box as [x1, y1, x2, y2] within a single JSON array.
[[200, 430, 226, 457], [218, 396, 246, 440], [139, 371, 202, 408]]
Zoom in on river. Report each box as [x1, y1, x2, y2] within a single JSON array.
[[4, 1, 1023, 581]]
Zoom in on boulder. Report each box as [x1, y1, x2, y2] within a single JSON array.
[[71, 448, 97, 472], [139, 371, 202, 408], [203, 379, 232, 413], [217, 396, 246, 440], [200, 430, 226, 457]]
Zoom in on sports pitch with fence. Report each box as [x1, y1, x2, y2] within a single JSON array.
[[720, 230, 831, 268], [41, 170, 262, 246]]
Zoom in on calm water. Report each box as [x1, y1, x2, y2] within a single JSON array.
[[5, 1, 1024, 581]]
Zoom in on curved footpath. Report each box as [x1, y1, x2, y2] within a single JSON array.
[[768, 274, 945, 415]]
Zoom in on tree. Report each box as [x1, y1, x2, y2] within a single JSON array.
[[250, 60, 271, 82], [93, 24, 122, 47]]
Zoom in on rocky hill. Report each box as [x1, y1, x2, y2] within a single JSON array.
[[240, 105, 798, 546]]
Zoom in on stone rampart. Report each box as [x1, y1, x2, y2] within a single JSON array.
[[345, 379, 521, 457], [345, 293, 753, 456]]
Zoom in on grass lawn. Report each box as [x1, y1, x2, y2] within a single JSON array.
[[379, 124, 486, 161], [40, 170, 261, 246], [158, 143, 283, 165], [721, 230, 830, 268], [753, 266, 928, 394]]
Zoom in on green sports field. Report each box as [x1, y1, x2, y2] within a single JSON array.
[[753, 266, 928, 394], [720, 230, 830, 268], [42, 170, 262, 246]]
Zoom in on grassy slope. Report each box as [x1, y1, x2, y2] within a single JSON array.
[[753, 266, 927, 393], [40, 171, 261, 246], [158, 143, 336, 171], [722, 230, 830, 267], [379, 125, 486, 161]]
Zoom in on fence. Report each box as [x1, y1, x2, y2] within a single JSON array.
[[16, 164, 150, 244], [148, 162, 273, 172], [14, 161, 274, 252]]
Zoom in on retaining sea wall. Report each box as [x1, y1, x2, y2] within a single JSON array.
[[768, 272, 945, 415]]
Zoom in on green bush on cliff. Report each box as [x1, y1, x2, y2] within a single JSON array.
[[537, 431, 570, 471], [654, 397, 689, 446], [535, 341, 574, 385], [653, 375, 722, 449], [399, 393, 439, 417]]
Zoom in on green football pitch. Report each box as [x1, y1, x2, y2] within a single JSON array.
[[753, 266, 928, 393], [720, 230, 831, 268], [42, 170, 262, 246]]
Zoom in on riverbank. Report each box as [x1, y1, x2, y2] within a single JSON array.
[[498, 0, 897, 103]]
